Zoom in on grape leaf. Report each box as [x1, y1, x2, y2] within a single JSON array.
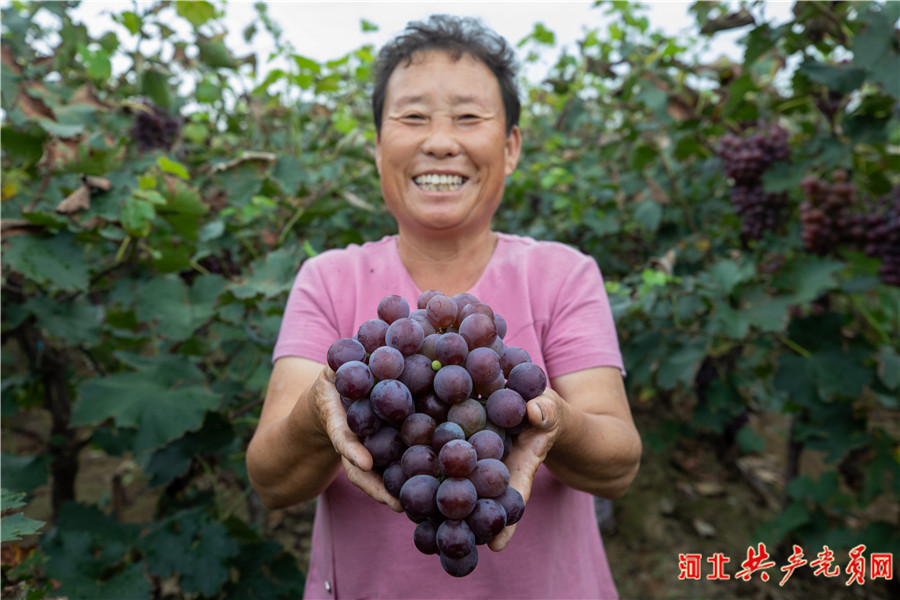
[[2, 232, 90, 292]]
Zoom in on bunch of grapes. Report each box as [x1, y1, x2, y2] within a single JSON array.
[[327, 291, 545, 577], [798, 170, 862, 255], [800, 172, 900, 286], [131, 100, 181, 151], [862, 188, 900, 286], [717, 123, 791, 241]]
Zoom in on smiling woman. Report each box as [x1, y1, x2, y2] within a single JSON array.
[[245, 13, 641, 599]]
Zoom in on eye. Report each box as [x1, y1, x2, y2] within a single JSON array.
[[459, 114, 481, 122], [401, 113, 426, 122]]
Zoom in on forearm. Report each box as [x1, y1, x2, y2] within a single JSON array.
[[542, 406, 641, 498], [246, 358, 344, 509], [246, 404, 341, 508]]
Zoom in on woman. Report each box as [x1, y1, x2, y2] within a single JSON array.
[[246, 14, 642, 599]]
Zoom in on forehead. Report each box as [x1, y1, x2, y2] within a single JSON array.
[[384, 50, 500, 105]]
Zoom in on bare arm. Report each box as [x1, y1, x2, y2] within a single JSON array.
[[245, 356, 402, 511], [489, 366, 641, 550]]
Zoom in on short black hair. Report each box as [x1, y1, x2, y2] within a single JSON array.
[[371, 14, 521, 136]]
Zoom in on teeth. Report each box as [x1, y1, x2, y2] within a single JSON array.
[[414, 174, 466, 192]]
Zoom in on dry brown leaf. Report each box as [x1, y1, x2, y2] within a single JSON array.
[[84, 175, 112, 192], [56, 184, 91, 214]]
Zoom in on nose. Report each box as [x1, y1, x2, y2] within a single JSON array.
[[420, 117, 461, 158]]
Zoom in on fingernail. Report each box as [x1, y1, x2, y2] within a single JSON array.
[[350, 459, 360, 469], [538, 403, 547, 424]]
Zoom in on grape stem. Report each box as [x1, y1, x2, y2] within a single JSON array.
[[777, 334, 812, 358]]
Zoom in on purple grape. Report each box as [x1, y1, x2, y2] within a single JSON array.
[[447, 398, 487, 438], [370, 379, 414, 424], [485, 388, 527, 429], [436, 477, 478, 520], [451, 293, 480, 327], [420, 333, 440, 360], [433, 365, 473, 404], [440, 547, 478, 577], [458, 301, 493, 323], [401, 444, 439, 478], [414, 519, 441, 555], [493, 313, 507, 339], [385, 317, 425, 356], [500, 346, 531, 378], [334, 360, 374, 401], [459, 313, 497, 349], [438, 439, 477, 478], [466, 498, 507, 544], [464, 347, 502, 386], [401, 412, 436, 447], [417, 289, 444, 310], [383, 461, 407, 499], [426, 293, 458, 329], [434, 332, 468, 366], [327, 338, 367, 372], [474, 372, 505, 399], [398, 353, 435, 395], [377, 294, 410, 324], [400, 474, 440, 522], [416, 392, 451, 423], [357, 318, 389, 354], [346, 398, 382, 438], [468, 458, 510, 498], [468, 429, 504, 460], [368, 345, 405, 381], [436, 519, 476, 559], [409, 309, 437, 336], [364, 426, 405, 468], [495, 486, 525, 525], [431, 421, 466, 452], [506, 362, 547, 400]]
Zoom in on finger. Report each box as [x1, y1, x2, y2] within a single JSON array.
[[488, 523, 517, 552], [342, 457, 402, 512], [314, 374, 374, 471]]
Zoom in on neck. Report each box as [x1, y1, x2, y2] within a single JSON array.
[[396, 228, 497, 297]]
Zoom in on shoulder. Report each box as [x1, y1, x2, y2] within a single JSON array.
[[494, 232, 596, 271], [301, 235, 397, 272]]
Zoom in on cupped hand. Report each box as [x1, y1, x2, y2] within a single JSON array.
[[488, 388, 567, 551], [309, 366, 402, 512]]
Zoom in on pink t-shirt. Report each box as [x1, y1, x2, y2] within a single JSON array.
[[274, 233, 625, 599]]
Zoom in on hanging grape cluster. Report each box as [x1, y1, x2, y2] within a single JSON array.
[[801, 172, 900, 286], [717, 123, 791, 241], [327, 290, 546, 577], [130, 100, 181, 151]]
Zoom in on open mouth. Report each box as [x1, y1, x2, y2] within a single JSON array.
[[413, 173, 468, 192]]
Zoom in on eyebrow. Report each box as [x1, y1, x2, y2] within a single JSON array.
[[392, 93, 485, 107]]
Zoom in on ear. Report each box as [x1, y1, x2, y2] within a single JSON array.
[[504, 125, 522, 176], [374, 132, 383, 176]]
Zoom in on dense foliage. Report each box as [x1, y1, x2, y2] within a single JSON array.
[[2, 1, 898, 598]]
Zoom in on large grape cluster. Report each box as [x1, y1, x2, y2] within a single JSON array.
[[327, 291, 546, 577], [800, 172, 900, 286], [717, 123, 791, 241], [131, 100, 181, 151]]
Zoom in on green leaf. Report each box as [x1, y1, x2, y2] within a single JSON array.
[[774, 255, 843, 304], [73, 372, 220, 453], [229, 246, 303, 299], [1, 123, 47, 166], [870, 53, 900, 99], [23, 295, 102, 346], [360, 18, 379, 32], [176, 0, 217, 27], [0, 454, 50, 493], [134, 274, 224, 341], [197, 37, 235, 69], [119, 11, 142, 35], [799, 61, 866, 94], [702, 259, 754, 295], [35, 117, 84, 138], [140, 68, 173, 109], [877, 346, 900, 390], [633, 199, 661, 232], [1, 510, 46, 542], [1, 232, 90, 292], [143, 509, 239, 597], [157, 155, 189, 179], [656, 341, 706, 389], [121, 195, 156, 237]]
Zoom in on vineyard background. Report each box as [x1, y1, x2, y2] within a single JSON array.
[[2, 1, 899, 599]]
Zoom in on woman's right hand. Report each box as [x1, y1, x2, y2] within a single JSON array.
[[309, 366, 403, 512]]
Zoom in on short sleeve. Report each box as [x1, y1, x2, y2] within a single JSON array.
[[272, 258, 340, 364], [541, 252, 625, 379]]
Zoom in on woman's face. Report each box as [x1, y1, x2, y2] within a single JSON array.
[[375, 50, 521, 239]]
